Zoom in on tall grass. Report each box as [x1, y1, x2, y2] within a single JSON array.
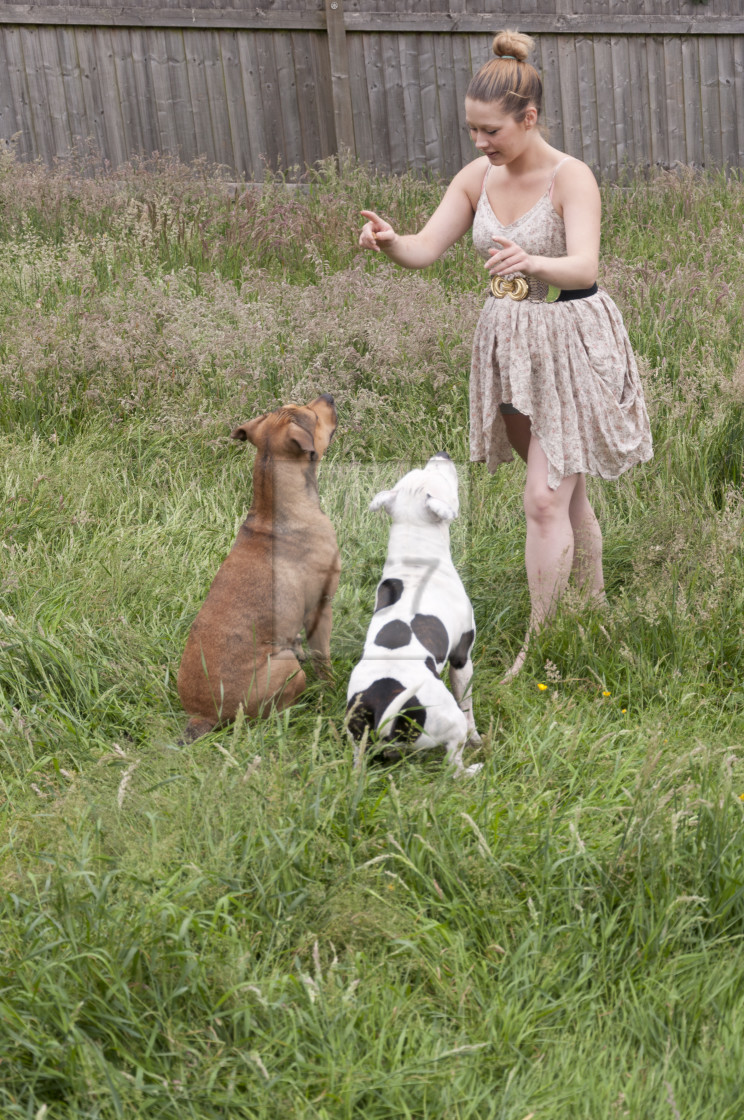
[[1, 150, 744, 1118]]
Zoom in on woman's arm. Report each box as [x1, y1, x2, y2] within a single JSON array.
[[486, 159, 600, 289], [359, 162, 481, 269]]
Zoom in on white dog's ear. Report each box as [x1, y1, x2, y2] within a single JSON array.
[[425, 494, 457, 522], [369, 489, 397, 515]]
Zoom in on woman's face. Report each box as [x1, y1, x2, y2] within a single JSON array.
[[464, 97, 537, 165]]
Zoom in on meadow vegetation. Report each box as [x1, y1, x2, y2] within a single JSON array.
[[1, 147, 744, 1118]]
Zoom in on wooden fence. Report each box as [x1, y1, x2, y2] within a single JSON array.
[[0, 1, 742, 180]]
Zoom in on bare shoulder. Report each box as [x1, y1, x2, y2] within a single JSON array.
[[554, 156, 599, 196], [448, 155, 490, 210], [551, 156, 600, 215]]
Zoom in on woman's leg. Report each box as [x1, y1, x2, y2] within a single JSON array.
[[500, 415, 605, 679], [568, 475, 606, 603], [500, 418, 578, 681], [522, 436, 580, 630]]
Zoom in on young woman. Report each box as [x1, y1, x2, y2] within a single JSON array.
[[358, 29, 652, 680]]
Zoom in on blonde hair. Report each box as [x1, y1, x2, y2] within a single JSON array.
[[466, 30, 542, 122]]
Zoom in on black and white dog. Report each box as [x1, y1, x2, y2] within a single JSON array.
[[346, 453, 482, 776]]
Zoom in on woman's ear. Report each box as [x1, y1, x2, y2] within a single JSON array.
[[524, 105, 538, 130]]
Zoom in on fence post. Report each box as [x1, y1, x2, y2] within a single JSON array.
[[325, 0, 356, 157]]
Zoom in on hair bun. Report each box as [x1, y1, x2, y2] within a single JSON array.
[[492, 29, 534, 63]]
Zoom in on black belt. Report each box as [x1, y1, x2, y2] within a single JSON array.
[[555, 283, 598, 302]]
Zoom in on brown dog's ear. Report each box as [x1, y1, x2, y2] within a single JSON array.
[[231, 416, 265, 446], [287, 422, 317, 457]]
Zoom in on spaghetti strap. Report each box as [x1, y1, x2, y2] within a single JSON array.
[[548, 156, 573, 201], [480, 164, 491, 194]]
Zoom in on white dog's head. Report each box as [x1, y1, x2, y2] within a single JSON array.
[[369, 452, 460, 524]]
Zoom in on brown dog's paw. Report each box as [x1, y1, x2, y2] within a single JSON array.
[[179, 716, 217, 744], [312, 659, 335, 684]]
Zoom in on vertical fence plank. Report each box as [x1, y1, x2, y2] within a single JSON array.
[[734, 35, 744, 167], [129, 26, 160, 158], [627, 34, 650, 166], [273, 32, 304, 171], [255, 31, 286, 172], [309, 27, 337, 159], [325, 0, 355, 155], [0, 29, 21, 148], [680, 32, 702, 167], [575, 36, 600, 170], [19, 26, 56, 162], [717, 34, 737, 169], [112, 28, 144, 160], [433, 30, 462, 178], [149, 28, 179, 158], [71, 26, 108, 158], [609, 36, 630, 174], [183, 28, 219, 167], [557, 34, 582, 159], [399, 32, 426, 171], [663, 36, 685, 165], [700, 35, 723, 167], [363, 32, 391, 173], [221, 29, 251, 176], [55, 28, 86, 154], [646, 34, 668, 166], [382, 33, 407, 174], [4, 28, 34, 159], [418, 31, 441, 172], [38, 26, 72, 158], [593, 37, 615, 179], [452, 33, 474, 168], [538, 33, 564, 155], [346, 30, 373, 167], [165, 29, 198, 164], [292, 30, 323, 167]]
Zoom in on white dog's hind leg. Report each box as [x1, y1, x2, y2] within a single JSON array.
[[429, 706, 482, 777], [443, 732, 483, 777], [449, 658, 481, 744]]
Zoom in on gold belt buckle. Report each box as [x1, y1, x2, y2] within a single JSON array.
[[490, 275, 529, 301]]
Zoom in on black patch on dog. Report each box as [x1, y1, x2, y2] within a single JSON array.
[[411, 613, 449, 664], [374, 578, 404, 612], [449, 629, 474, 670], [425, 656, 439, 678], [346, 677, 425, 749], [390, 697, 426, 742], [374, 619, 412, 650], [346, 677, 402, 739]]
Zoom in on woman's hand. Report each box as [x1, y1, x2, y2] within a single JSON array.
[[359, 210, 398, 252], [486, 235, 535, 277]]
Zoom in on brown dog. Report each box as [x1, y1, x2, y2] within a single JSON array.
[[177, 395, 340, 740]]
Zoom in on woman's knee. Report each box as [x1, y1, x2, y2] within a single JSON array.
[[523, 483, 569, 526]]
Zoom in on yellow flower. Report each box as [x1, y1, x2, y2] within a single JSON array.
[[537, 683, 548, 691], [602, 690, 611, 697], [740, 793, 744, 802], [621, 708, 627, 713]]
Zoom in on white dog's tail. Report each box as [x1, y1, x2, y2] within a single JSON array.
[[376, 680, 427, 740]]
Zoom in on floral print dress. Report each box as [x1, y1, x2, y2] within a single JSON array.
[[469, 160, 653, 490]]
